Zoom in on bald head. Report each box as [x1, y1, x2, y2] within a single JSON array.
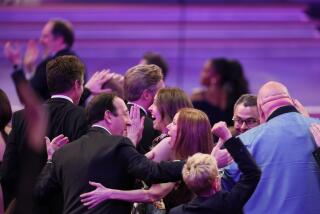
[[257, 81, 293, 122]]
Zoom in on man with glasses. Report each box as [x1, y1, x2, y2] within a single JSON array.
[[222, 94, 260, 191], [227, 81, 320, 213], [232, 94, 260, 135]]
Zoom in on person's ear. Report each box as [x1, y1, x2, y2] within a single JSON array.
[[142, 89, 152, 101], [73, 79, 82, 90], [104, 110, 113, 124], [257, 103, 266, 123], [54, 35, 64, 45], [212, 178, 221, 192]]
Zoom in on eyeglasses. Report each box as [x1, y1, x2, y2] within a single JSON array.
[[232, 117, 258, 127]]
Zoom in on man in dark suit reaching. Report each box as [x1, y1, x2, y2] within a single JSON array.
[[0, 55, 88, 213], [34, 93, 184, 214]]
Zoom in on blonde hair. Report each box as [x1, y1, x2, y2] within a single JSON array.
[[173, 108, 213, 160], [182, 153, 218, 195]]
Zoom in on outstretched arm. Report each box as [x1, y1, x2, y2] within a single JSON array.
[[80, 181, 175, 209]]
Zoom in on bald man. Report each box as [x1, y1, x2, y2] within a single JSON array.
[[228, 81, 320, 214]]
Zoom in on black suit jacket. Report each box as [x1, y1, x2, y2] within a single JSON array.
[[169, 137, 261, 214], [127, 103, 160, 154], [13, 48, 76, 101], [34, 127, 184, 214], [0, 97, 88, 213]]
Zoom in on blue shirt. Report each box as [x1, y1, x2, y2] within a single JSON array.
[[225, 106, 320, 214]]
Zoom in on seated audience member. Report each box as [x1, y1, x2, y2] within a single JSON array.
[[226, 81, 320, 213], [232, 94, 259, 135], [191, 58, 249, 126], [140, 52, 169, 80], [34, 93, 185, 214], [0, 55, 88, 213], [169, 121, 261, 214], [80, 108, 232, 212], [124, 64, 165, 154], [310, 123, 320, 167]]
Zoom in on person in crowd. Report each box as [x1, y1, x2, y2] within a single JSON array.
[[228, 81, 320, 213], [0, 89, 12, 214], [232, 94, 259, 135], [140, 52, 169, 80], [191, 58, 249, 126], [0, 89, 12, 163], [0, 55, 88, 213], [34, 93, 185, 214], [169, 121, 261, 214], [4, 19, 77, 100], [124, 64, 165, 154], [148, 87, 193, 148], [80, 108, 233, 212], [0, 63, 67, 213], [221, 94, 259, 191], [310, 123, 320, 167]]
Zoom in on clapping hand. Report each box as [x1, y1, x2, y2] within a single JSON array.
[[4, 41, 21, 66], [127, 105, 144, 147], [24, 40, 39, 73], [45, 134, 69, 160]]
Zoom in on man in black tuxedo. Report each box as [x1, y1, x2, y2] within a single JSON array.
[[34, 93, 184, 214], [4, 19, 77, 101], [0, 55, 88, 213], [124, 64, 165, 154]]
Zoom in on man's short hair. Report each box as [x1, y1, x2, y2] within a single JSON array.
[[50, 19, 75, 48], [124, 64, 163, 101], [182, 153, 218, 195], [142, 52, 168, 79], [234, 94, 257, 111], [46, 55, 85, 95], [86, 93, 118, 125]]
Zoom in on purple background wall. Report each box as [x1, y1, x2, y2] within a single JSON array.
[[0, 3, 319, 112]]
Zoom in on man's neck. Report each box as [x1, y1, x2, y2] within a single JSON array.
[[52, 91, 75, 103], [51, 43, 68, 56], [92, 121, 112, 135]]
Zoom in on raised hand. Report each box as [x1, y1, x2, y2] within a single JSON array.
[[80, 181, 111, 209], [4, 41, 21, 66], [45, 134, 69, 160], [211, 121, 232, 141], [24, 40, 39, 73], [85, 69, 115, 95], [127, 105, 144, 146], [211, 138, 233, 168]]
